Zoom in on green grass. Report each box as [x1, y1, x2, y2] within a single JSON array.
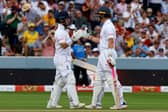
[[0, 92, 168, 112]]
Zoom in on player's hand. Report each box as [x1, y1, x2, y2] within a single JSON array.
[[60, 42, 69, 49]]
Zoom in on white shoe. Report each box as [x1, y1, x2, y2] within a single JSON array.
[[47, 100, 63, 109], [85, 104, 102, 109], [110, 104, 127, 110], [70, 103, 85, 109]]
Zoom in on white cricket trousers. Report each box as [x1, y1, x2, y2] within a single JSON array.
[[48, 55, 79, 107]]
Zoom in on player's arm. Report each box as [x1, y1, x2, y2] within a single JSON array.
[[88, 35, 100, 43], [60, 32, 72, 49], [107, 36, 116, 68]]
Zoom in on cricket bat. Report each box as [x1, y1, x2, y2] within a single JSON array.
[[111, 67, 120, 108], [72, 59, 96, 72]]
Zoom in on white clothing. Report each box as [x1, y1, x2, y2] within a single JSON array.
[[99, 19, 116, 52], [54, 24, 72, 57]]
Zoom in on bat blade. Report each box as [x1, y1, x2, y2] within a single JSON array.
[[72, 59, 96, 72]]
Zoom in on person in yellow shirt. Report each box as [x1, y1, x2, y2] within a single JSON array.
[[42, 9, 56, 29], [23, 22, 39, 56], [124, 31, 134, 48]]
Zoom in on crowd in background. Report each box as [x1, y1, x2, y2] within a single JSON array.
[[0, 0, 168, 58]]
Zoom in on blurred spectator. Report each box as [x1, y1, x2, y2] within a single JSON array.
[[33, 34, 42, 56], [42, 9, 56, 29], [90, 0, 100, 30], [124, 30, 134, 48], [85, 42, 92, 58], [0, 0, 5, 22], [91, 47, 99, 58], [22, 3, 42, 27], [132, 40, 149, 57], [36, 1, 50, 17], [149, 40, 161, 54], [0, 31, 2, 56], [121, 47, 133, 57], [115, 0, 127, 16], [42, 31, 54, 56], [154, 48, 167, 58], [146, 24, 159, 44], [139, 29, 151, 47], [161, 39, 168, 56], [115, 27, 125, 56], [146, 50, 155, 58], [74, 10, 88, 29], [54, 1, 68, 22], [6, 5, 22, 53], [131, 24, 141, 44], [23, 22, 39, 56], [161, 0, 168, 15], [149, 0, 162, 15], [82, 0, 91, 21], [146, 8, 154, 20], [66, 1, 76, 22], [74, 0, 85, 10], [17, 16, 28, 40], [72, 38, 90, 86], [138, 11, 150, 27]]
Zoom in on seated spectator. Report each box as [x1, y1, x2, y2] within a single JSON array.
[[154, 48, 167, 58], [33, 35, 43, 56], [41, 29, 55, 56], [91, 47, 99, 58], [42, 9, 56, 29], [146, 50, 155, 58], [54, 1, 68, 22], [149, 40, 161, 54], [124, 30, 134, 48], [23, 22, 39, 56], [36, 1, 50, 17], [85, 42, 92, 58], [121, 47, 133, 57], [6, 5, 22, 53], [161, 0, 168, 15], [74, 10, 88, 29], [146, 25, 159, 44], [132, 40, 149, 57], [17, 16, 28, 41], [139, 29, 151, 47]]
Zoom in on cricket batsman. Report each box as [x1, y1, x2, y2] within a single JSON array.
[[46, 16, 85, 109], [85, 6, 127, 110]]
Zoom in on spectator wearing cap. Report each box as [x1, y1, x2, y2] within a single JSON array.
[[72, 38, 90, 86], [74, 10, 88, 29], [85, 42, 92, 58], [23, 22, 39, 56], [6, 5, 22, 53], [146, 8, 154, 20], [91, 47, 99, 58], [66, 1, 76, 22], [139, 29, 151, 47], [54, 1, 68, 22], [42, 9, 56, 29], [154, 48, 167, 58], [22, 3, 42, 26]]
